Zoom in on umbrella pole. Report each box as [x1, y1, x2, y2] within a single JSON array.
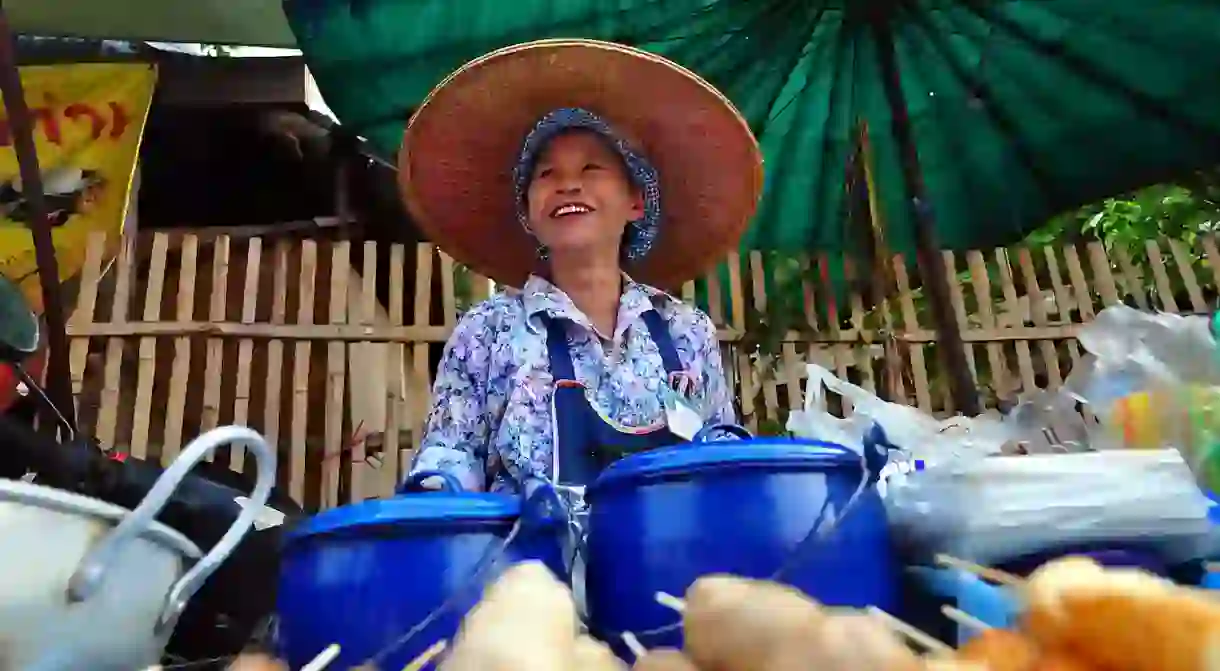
[[871, 19, 980, 416], [0, 4, 79, 429]]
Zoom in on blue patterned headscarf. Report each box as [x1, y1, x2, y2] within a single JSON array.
[[513, 108, 661, 262]]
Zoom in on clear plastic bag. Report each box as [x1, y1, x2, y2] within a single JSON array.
[[786, 363, 1011, 464], [1067, 305, 1220, 488], [884, 449, 1214, 565]]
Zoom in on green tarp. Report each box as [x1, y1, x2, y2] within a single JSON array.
[[286, 0, 1220, 258], [9, 0, 295, 48]]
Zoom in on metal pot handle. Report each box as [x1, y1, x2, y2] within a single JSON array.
[[67, 425, 277, 629]]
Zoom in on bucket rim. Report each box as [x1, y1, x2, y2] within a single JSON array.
[[587, 437, 863, 496], [285, 493, 522, 543]]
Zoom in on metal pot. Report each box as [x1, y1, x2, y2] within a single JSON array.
[[0, 425, 276, 671]]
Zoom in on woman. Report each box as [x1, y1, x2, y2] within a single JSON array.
[[401, 39, 763, 493]]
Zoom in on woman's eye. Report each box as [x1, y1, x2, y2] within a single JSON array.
[[585, 163, 606, 171], [535, 167, 553, 179]]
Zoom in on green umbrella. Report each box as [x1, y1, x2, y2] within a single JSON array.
[[287, 0, 1220, 410], [287, 0, 1220, 256]]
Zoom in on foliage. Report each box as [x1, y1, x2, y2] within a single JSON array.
[[1027, 169, 1220, 255]]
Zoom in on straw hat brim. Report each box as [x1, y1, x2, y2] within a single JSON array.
[[399, 39, 763, 290]]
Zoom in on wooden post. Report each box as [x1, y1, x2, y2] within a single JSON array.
[[871, 17, 979, 415], [0, 5, 77, 428]]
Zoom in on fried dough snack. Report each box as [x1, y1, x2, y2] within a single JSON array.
[[226, 653, 289, 671], [631, 648, 702, 671], [1023, 556, 1220, 671], [679, 575, 925, 671], [922, 661, 989, 671], [809, 612, 924, 671], [681, 575, 827, 671], [956, 628, 1040, 671], [1031, 655, 1095, 671], [574, 634, 630, 671], [953, 626, 1096, 671], [441, 561, 579, 671]]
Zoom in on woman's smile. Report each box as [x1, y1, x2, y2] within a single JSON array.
[[550, 201, 595, 218]]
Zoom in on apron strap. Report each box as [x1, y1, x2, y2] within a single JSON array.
[[640, 309, 683, 375], [544, 315, 577, 381], [542, 314, 595, 487]]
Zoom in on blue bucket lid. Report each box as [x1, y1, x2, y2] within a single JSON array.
[[285, 492, 521, 543], [587, 437, 863, 496]]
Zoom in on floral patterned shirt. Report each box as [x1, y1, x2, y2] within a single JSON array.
[[410, 274, 735, 493]]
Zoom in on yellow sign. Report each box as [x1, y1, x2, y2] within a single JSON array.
[[0, 63, 156, 309]]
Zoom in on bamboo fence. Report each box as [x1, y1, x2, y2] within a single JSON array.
[[61, 231, 1220, 510]]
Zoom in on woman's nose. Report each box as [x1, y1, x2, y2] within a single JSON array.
[[554, 173, 583, 193]]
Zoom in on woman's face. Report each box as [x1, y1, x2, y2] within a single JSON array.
[[525, 130, 644, 261]]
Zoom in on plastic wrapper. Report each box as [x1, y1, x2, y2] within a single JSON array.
[[1067, 305, 1220, 406], [998, 389, 1095, 453], [884, 448, 1214, 565], [1066, 305, 1220, 489]]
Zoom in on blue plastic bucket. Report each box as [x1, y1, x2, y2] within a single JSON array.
[[275, 473, 567, 670], [583, 436, 898, 651]]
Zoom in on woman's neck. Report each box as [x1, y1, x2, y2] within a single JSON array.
[[549, 258, 622, 337]]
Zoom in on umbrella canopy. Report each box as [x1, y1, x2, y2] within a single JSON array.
[[8, 0, 296, 48], [286, 0, 1220, 257]]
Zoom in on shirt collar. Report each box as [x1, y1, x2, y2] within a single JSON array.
[[522, 273, 679, 339]]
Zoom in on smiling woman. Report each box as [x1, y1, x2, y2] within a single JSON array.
[[398, 39, 763, 494]]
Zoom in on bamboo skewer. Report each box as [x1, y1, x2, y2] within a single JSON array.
[[621, 632, 648, 660], [300, 644, 341, 671], [654, 588, 955, 658], [401, 640, 447, 671], [941, 605, 991, 633], [655, 591, 687, 613], [935, 554, 1023, 587]]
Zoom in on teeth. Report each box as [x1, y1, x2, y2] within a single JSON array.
[[554, 204, 591, 216]]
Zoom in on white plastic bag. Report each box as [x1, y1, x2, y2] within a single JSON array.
[[786, 363, 1010, 464], [885, 449, 1214, 565], [784, 363, 874, 455]]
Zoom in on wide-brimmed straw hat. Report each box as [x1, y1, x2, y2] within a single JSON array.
[[398, 39, 763, 289]]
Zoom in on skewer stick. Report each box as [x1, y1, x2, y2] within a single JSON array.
[[655, 591, 687, 613], [402, 640, 447, 671], [935, 554, 1023, 587], [300, 644, 340, 671], [621, 632, 648, 660], [866, 607, 953, 656], [941, 605, 991, 633]]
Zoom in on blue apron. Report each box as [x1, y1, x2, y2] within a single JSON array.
[[543, 309, 687, 487]]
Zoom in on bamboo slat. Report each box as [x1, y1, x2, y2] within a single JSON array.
[[231, 237, 262, 473], [161, 235, 197, 462], [322, 241, 349, 509], [386, 243, 407, 490], [96, 234, 134, 448], [130, 232, 168, 458], [290, 240, 317, 504], [200, 236, 231, 440]]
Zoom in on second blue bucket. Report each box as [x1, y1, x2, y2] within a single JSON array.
[[583, 436, 898, 652]]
